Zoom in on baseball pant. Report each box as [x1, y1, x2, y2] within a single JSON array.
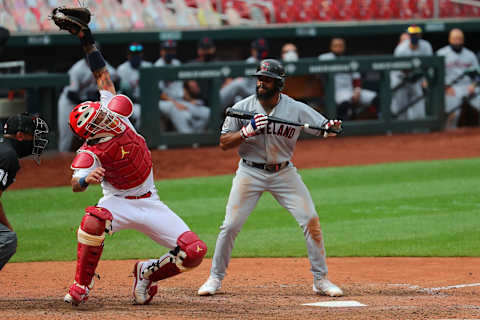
[[210, 162, 328, 281], [391, 81, 426, 120], [97, 190, 190, 249], [159, 100, 210, 133], [0, 223, 17, 271]]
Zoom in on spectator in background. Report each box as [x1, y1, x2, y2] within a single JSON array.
[[391, 25, 433, 120], [117, 42, 152, 129], [188, 37, 217, 106], [318, 37, 377, 120], [281, 42, 299, 62], [57, 46, 118, 152], [220, 38, 269, 108], [437, 28, 479, 129], [156, 40, 210, 133]]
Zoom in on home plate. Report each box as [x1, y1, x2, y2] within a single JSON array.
[[302, 301, 367, 307]]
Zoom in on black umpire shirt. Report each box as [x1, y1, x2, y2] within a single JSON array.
[[0, 139, 20, 191]]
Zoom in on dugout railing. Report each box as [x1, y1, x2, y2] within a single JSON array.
[[140, 56, 445, 148]]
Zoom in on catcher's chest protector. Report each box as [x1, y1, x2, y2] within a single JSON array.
[[81, 126, 152, 189]]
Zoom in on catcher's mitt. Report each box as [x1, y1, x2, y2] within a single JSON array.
[[51, 7, 91, 35]]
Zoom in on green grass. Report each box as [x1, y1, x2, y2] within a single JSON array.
[[4, 158, 480, 262]]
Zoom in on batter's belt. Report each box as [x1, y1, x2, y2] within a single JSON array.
[[242, 159, 289, 172]]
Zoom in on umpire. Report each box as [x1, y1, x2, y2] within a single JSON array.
[[0, 113, 49, 270]]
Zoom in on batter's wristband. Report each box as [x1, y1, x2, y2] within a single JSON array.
[[87, 50, 106, 73], [79, 176, 89, 188]]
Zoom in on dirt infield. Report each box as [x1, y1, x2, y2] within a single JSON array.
[[1, 258, 480, 319], [4, 128, 480, 319]]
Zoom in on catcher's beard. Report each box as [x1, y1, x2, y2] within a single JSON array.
[[256, 84, 276, 100]]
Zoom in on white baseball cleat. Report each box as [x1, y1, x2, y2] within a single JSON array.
[[313, 278, 344, 297], [197, 276, 222, 296], [132, 261, 158, 305]]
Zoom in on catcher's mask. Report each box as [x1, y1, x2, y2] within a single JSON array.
[[69, 101, 125, 139], [254, 59, 286, 91]]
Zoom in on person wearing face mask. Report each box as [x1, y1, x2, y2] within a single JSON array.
[[319, 38, 377, 120], [187, 37, 218, 106], [155, 40, 184, 102], [57, 42, 118, 152], [281, 43, 299, 62], [117, 42, 152, 129], [437, 28, 480, 129], [391, 25, 433, 121], [220, 38, 270, 108], [0, 113, 49, 271]]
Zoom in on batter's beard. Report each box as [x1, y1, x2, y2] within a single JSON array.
[[256, 85, 276, 100]]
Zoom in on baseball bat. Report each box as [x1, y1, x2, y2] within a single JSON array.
[[225, 107, 343, 134]]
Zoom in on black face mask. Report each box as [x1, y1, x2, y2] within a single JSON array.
[[10, 139, 33, 158], [203, 53, 215, 62], [164, 53, 175, 64], [450, 44, 463, 53], [410, 34, 419, 46], [129, 55, 142, 69], [256, 84, 276, 100]]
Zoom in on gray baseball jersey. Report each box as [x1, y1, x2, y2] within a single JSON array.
[[209, 93, 332, 282], [437, 45, 479, 86], [437, 45, 480, 115], [391, 39, 433, 120], [117, 60, 153, 99]]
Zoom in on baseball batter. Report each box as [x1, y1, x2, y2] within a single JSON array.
[[436, 28, 479, 128], [391, 25, 433, 120], [52, 10, 207, 306], [198, 59, 343, 297]]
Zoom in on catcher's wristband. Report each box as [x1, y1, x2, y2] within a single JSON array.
[[79, 176, 89, 188], [79, 28, 95, 46], [87, 50, 106, 73]]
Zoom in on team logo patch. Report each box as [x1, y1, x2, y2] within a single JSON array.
[[120, 146, 130, 159]]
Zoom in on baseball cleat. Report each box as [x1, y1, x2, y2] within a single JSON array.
[[132, 261, 158, 305], [313, 278, 344, 297], [64, 282, 90, 306], [197, 276, 222, 296]]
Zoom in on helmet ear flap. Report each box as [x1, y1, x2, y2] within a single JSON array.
[[275, 78, 284, 92]]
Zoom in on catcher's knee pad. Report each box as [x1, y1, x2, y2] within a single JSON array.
[[142, 231, 207, 282], [75, 206, 113, 286]]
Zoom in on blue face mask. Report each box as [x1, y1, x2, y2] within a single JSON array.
[[410, 34, 419, 46], [129, 55, 142, 69], [164, 53, 175, 64]]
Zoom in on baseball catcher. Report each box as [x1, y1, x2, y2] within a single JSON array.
[[52, 7, 207, 306]]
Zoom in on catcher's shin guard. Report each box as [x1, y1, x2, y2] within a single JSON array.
[[69, 206, 112, 297], [142, 231, 207, 282]]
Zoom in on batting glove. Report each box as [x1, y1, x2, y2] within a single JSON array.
[[323, 119, 342, 138], [240, 113, 268, 139]]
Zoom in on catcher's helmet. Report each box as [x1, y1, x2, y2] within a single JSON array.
[[69, 101, 125, 139], [254, 59, 286, 91]]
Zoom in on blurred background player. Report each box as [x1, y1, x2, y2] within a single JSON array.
[[57, 45, 118, 152], [0, 113, 48, 270], [54, 15, 207, 306], [220, 38, 269, 108], [281, 42, 299, 62], [156, 40, 210, 133], [116, 42, 152, 129], [391, 25, 433, 120], [319, 38, 377, 120], [437, 28, 479, 129], [188, 37, 217, 107]]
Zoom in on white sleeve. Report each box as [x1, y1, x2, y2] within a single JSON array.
[[297, 103, 328, 136], [100, 90, 115, 106], [72, 160, 100, 179]]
